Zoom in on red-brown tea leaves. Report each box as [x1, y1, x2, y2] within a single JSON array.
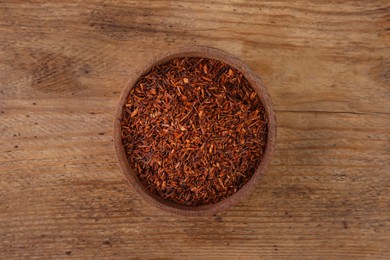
[[121, 57, 267, 206]]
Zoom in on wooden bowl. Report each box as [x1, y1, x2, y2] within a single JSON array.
[[114, 46, 276, 216]]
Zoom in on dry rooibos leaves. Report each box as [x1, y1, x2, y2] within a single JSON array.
[[121, 57, 267, 206]]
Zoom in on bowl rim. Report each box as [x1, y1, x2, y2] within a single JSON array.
[[114, 45, 276, 216]]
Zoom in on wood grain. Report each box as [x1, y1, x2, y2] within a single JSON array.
[[1, 1, 389, 259]]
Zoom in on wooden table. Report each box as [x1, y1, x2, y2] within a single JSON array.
[[1, 1, 389, 259]]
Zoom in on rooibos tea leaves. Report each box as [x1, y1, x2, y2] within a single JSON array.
[[121, 57, 267, 206]]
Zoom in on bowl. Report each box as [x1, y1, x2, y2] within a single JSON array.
[[114, 46, 276, 216]]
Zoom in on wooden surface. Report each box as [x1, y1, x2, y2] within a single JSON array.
[[1, 1, 389, 259]]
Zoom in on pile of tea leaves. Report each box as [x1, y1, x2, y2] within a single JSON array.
[[121, 57, 267, 206]]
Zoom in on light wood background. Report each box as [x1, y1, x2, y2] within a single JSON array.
[[1, 1, 389, 259]]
